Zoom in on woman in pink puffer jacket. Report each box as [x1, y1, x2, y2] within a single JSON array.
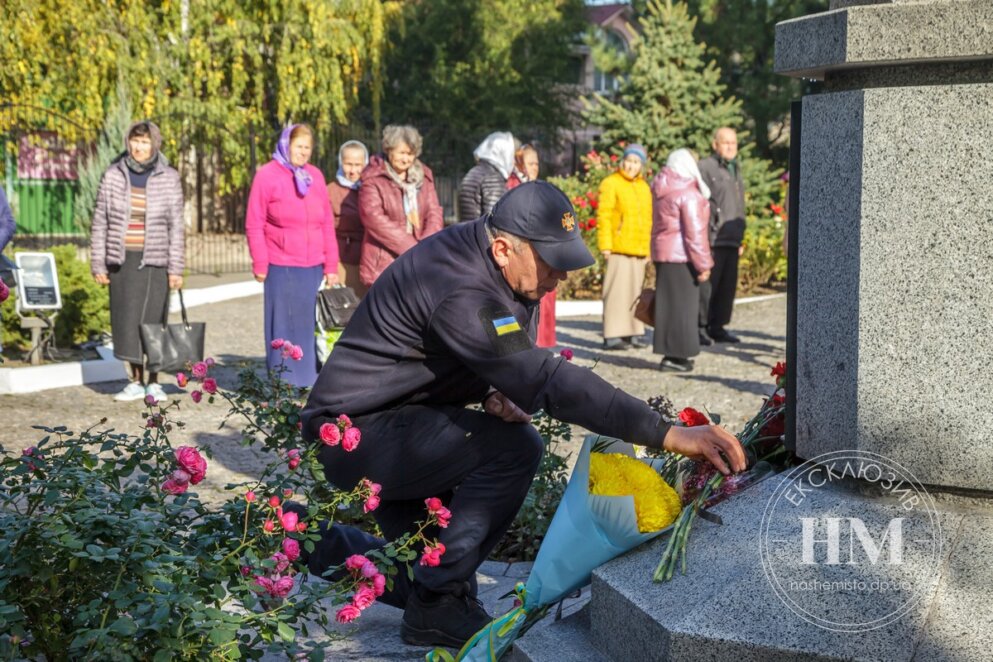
[[651, 149, 714, 372]]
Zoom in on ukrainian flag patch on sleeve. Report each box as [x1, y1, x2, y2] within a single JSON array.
[[478, 307, 531, 356], [492, 316, 522, 336]]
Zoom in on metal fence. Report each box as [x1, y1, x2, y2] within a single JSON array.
[[1, 106, 465, 275]]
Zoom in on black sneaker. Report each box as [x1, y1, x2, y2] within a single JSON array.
[[660, 357, 694, 372], [698, 332, 713, 346], [603, 338, 632, 351], [708, 329, 741, 343], [401, 584, 492, 648]]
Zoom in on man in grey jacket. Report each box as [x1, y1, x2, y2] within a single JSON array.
[[698, 127, 746, 344]]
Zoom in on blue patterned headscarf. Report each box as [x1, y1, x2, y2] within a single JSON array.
[[272, 124, 313, 197]]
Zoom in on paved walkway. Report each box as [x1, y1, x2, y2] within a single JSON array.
[[0, 277, 786, 659]]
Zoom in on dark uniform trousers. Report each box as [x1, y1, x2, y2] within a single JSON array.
[[298, 404, 543, 609], [699, 246, 739, 334]]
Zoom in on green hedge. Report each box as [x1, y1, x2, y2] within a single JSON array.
[[1, 245, 110, 352]]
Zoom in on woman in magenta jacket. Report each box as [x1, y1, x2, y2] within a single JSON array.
[[358, 125, 444, 287], [651, 148, 714, 373], [246, 124, 339, 388]]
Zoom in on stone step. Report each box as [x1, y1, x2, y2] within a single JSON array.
[[509, 608, 608, 662], [584, 476, 990, 662]]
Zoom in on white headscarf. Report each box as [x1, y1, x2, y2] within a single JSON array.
[[336, 140, 369, 190], [666, 148, 711, 200], [473, 131, 516, 179]]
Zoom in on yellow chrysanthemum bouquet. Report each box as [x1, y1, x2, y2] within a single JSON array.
[[588, 452, 682, 533]]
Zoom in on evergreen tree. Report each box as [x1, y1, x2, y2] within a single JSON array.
[[74, 84, 132, 233], [584, 0, 741, 160], [586, 0, 782, 217]]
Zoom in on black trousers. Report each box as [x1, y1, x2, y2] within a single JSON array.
[[300, 404, 543, 608], [700, 246, 739, 333], [653, 262, 700, 359]]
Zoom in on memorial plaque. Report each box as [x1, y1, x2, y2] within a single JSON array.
[[15, 252, 61, 310]]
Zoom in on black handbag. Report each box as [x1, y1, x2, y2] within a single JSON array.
[[316, 285, 360, 329], [140, 289, 206, 373]]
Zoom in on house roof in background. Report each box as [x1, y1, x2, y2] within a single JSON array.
[[586, 3, 630, 26]]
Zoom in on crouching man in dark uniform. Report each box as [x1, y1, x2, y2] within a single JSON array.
[[299, 181, 745, 647]]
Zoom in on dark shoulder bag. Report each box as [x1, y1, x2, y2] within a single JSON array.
[[140, 289, 206, 373], [317, 285, 360, 329]]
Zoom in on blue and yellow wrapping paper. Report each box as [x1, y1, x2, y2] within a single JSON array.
[[428, 436, 674, 661]]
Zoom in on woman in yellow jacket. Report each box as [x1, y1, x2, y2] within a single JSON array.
[[597, 144, 653, 350]]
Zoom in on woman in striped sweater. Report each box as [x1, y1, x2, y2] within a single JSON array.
[[90, 121, 186, 402]]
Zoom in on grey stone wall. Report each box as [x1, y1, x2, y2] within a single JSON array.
[[795, 83, 993, 490]]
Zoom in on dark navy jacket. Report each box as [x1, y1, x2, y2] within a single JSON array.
[[301, 219, 671, 448]]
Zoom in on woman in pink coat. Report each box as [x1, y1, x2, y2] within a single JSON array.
[[651, 149, 714, 372], [246, 124, 339, 388]]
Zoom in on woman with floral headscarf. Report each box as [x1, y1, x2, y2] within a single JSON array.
[[246, 123, 339, 388], [330, 139, 369, 298]]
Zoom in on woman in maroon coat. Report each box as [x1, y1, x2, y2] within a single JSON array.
[[651, 148, 714, 373], [358, 125, 444, 287]]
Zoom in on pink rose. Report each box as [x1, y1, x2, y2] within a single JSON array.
[[425, 497, 443, 513], [245, 490, 256, 503], [560, 348, 574, 361], [144, 394, 158, 407], [345, 554, 370, 572], [363, 495, 380, 513], [176, 372, 188, 388], [205, 357, 216, 367], [419, 543, 445, 567], [288, 458, 300, 470], [254, 576, 274, 594], [22, 447, 37, 457], [191, 390, 203, 403], [268, 495, 281, 508], [0, 280, 8, 303], [175, 446, 207, 484], [287, 448, 301, 470], [282, 537, 301, 561], [435, 506, 452, 529], [202, 378, 217, 395], [361, 479, 382, 496], [161, 478, 188, 495], [146, 417, 159, 429], [279, 510, 299, 532], [336, 604, 361, 624], [282, 488, 293, 498], [361, 561, 378, 579], [288, 345, 303, 361], [240, 565, 252, 576], [342, 427, 361, 452], [270, 338, 285, 349], [263, 519, 275, 533], [271, 552, 290, 573], [337, 414, 352, 429], [191, 362, 208, 379], [352, 585, 377, 610], [296, 521, 307, 532], [271, 575, 294, 598], [319, 422, 341, 447], [372, 573, 386, 597]]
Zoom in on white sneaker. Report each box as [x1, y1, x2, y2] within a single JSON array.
[[114, 382, 147, 402], [145, 383, 169, 404]]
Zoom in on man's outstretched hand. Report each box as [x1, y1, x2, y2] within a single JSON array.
[[483, 392, 532, 424], [662, 424, 746, 475]]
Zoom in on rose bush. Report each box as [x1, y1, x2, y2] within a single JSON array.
[[0, 347, 447, 660]]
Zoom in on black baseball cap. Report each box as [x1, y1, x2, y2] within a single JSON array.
[[489, 181, 595, 272]]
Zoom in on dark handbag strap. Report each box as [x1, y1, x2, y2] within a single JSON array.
[[159, 288, 191, 329]]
